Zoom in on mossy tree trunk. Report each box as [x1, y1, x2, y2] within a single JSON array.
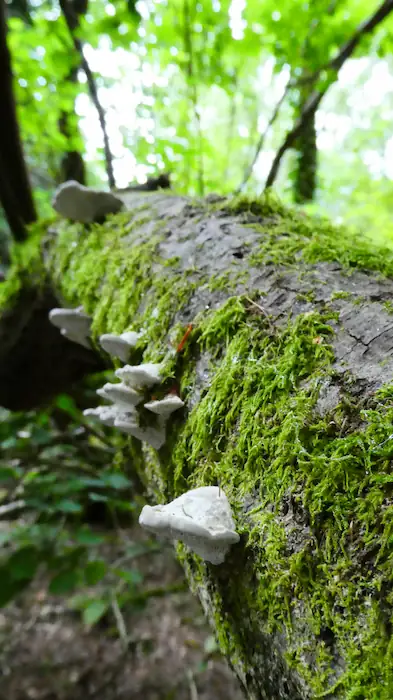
[[1, 191, 393, 699], [292, 97, 317, 204]]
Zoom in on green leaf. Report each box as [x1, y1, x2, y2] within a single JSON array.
[[100, 472, 131, 489], [0, 566, 31, 607], [49, 568, 80, 594], [55, 394, 80, 419], [8, 546, 39, 581], [75, 528, 106, 546], [85, 560, 107, 586], [57, 499, 83, 513], [1, 437, 19, 449], [114, 567, 143, 586], [0, 465, 21, 481], [82, 598, 109, 626], [88, 493, 109, 503]]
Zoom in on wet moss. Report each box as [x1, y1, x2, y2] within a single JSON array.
[[171, 298, 393, 697], [3, 192, 393, 697], [0, 220, 49, 312], [220, 191, 393, 277]]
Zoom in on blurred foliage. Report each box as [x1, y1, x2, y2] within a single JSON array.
[[3, 0, 393, 230], [0, 376, 161, 626]]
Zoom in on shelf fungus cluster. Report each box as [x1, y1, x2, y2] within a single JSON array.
[[48, 307, 92, 349], [99, 330, 143, 363], [52, 180, 123, 223], [139, 486, 240, 565], [83, 331, 184, 449]]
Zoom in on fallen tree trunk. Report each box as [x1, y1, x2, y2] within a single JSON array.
[[1, 191, 393, 698]]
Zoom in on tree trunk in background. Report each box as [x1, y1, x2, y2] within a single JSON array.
[[292, 80, 318, 204], [0, 0, 36, 240], [58, 0, 88, 185], [1, 192, 393, 698]]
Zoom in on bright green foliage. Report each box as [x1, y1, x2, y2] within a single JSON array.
[[0, 384, 157, 617], [6, 0, 393, 237]]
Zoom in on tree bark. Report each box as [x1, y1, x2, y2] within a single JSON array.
[[293, 83, 318, 204], [1, 192, 393, 698], [58, 0, 88, 185], [0, 0, 36, 240]]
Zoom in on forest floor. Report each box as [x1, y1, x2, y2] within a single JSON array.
[[0, 527, 244, 700]]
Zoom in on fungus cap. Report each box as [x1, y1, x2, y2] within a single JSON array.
[[60, 327, 91, 349], [83, 404, 136, 427], [52, 180, 123, 223], [115, 363, 162, 389], [49, 307, 91, 333], [97, 382, 143, 407], [144, 394, 184, 417], [139, 486, 239, 564], [99, 331, 142, 362], [114, 418, 166, 449]]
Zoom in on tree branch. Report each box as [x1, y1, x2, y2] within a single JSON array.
[[183, 0, 204, 196], [235, 78, 290, 194], [264, 0, 393, 190], [59, 0, 116, 188]]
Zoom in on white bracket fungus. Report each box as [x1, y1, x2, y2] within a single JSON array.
[[83, 405, 135, 427], [144, 394, 184, 417], [115, 363, 162, 389], [139, 486, 239, 565], [97, 381, 143, 407], [84, 346, 184, 450], [49, 307, 91, 349], [52, 180, 123, 223], [114, 417, 166, 450], [99, 331, 143, 362]]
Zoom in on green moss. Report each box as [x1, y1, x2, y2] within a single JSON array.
[[46, 212, 198, 358], [7, 192, 393, 697], [0, 221, 48, 312], [331, 291, 352, 301], [220, 192, 393, 279], [383, 300, 393, 315], [168, 296, 393, 697], [297, 290, 316, 303]]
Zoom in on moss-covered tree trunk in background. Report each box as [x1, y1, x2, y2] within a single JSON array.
[[2, 191, 393, 699], [293, 98, 317, 204], [292, 54, 318, 204]]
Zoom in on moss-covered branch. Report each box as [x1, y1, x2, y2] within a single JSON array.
[[2, 191, 393, 698]]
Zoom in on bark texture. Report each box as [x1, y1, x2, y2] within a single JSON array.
[[1, 192, 393, 698]]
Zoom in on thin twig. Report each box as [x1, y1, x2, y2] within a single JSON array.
[[236, 1, 339, 195], [59, 0, 116, 188], [245, 296, 273, 328], [186, 669, 199, 700], [183, 0, 204, 196], [111, 594, 129, 650], [264, 0, 393, 190], [223, 75, 238, 181], [235, 79, 291, 194]]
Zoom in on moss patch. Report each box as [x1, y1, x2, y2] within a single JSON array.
[[0, 221, 48, 312], [220, 191, 393, 277], [169, 296, 393, 698], [46, 211, 198, 365]]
